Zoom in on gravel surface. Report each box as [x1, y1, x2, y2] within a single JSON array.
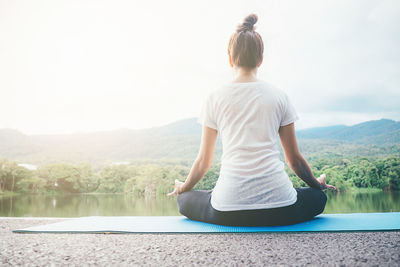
[[1, 218, 399, 266]]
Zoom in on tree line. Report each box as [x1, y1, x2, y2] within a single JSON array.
[[0, 157, 399, 195]]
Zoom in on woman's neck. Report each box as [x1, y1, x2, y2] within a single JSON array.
[[232, 66, 258, 83]]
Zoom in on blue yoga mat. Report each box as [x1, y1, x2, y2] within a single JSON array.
[[13, 212, 400, 233]]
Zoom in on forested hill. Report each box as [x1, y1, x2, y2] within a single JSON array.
[[142, 118, 400, 143], [0, 118, 399, 166], [296, 119, 400, 144]]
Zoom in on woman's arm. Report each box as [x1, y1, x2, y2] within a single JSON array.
[[279, 123, 335, 190], [168, 125, 218, 196]]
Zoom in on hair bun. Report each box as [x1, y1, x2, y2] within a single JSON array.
[[237, 14, 258, 32]]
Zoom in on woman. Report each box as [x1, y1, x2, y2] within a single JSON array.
[[167, 14, 336, 227]]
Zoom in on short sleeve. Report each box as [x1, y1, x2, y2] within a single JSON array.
[[280, 93, 299, 126], [197, 95, 218, 130]]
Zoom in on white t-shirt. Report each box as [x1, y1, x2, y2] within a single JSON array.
[[197, 80, 299, 211]]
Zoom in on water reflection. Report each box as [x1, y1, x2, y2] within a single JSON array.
[[324, 191, 400, 214], [0, 191, 399, 217]]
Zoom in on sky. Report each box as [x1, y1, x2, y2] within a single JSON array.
[[0, 0, 399, 134]]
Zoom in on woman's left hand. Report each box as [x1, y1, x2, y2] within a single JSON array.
[[167, 179, 185, 197]]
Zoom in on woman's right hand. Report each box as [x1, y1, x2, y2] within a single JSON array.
[[167, 179, 185, 197], [317, 174, 337, 190]]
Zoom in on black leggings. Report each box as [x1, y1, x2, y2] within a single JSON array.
[[177, 187, 327, 226]]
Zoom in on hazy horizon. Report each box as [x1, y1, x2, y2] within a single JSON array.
[[0, 116, 397, 136], [1, 0, 399, 135]]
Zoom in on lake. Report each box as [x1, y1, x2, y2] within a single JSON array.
[[0, 191, 399, 217]]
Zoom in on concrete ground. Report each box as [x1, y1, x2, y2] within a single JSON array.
[[1, 218, 399, 266]]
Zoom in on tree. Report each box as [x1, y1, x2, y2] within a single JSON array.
[[98, 164, 137, 193], [0, 160, 32, 192]]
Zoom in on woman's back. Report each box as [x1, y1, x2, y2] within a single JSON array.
[[169, 13, 333, 227], [198, 80, 299, 211]]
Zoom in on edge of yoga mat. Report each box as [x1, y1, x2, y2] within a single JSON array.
[[12, 212, 400, 234]]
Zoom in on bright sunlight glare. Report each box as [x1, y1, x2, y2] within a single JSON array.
[[1, 0, 399, 134]]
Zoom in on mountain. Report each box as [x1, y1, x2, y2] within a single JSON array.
[[141, 118, 201, 136], [0, 118, 398, 166], [296, 119, 400, 144], [0, 119, 208, 166]]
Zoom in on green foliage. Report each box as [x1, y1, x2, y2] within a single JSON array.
[[26, 163, 99, 193], [287, 157, 398, 192], [1, 156, 399, 195], [0, 159, 33, 192], [97, 164, 136, 193], [98, 164, 189, 197], [17, 175, 46, 194], [381, 157, 400, 190], [194, 163, 220, 190]]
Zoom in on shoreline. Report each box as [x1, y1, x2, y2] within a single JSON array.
[[1, 218, 399, 266]]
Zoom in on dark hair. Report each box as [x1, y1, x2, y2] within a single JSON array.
[[228, 14, 264, 69]]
